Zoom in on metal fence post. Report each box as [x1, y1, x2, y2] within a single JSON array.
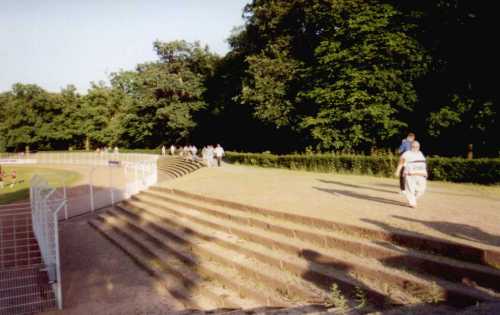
[[89, 167, 95, 212]]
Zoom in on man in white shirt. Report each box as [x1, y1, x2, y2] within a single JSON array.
[[169, 145, 175, 155], [395, 141, 427, 208], [190, 145, 198, 161], [214, 144, 224, 167], [206, 145, 214, 167]]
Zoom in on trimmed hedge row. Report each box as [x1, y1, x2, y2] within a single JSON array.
[[224, 152, 500, 184]]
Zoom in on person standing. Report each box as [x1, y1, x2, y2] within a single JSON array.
[[170, 145, 176, 156], [190, 145, 198, 161], [0, 166, 4, 189], [395, 141, 427, 208], [214, 144, 225, 167], [10, 169, 17, 188], [398, 132, 415, 192], [206, 145, 214, 167], [161, 145, 166, 156]]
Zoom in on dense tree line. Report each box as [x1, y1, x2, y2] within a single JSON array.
[[1, 0, 498, 157]]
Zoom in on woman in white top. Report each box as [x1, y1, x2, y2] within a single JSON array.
[[395, 141, 427, 208]]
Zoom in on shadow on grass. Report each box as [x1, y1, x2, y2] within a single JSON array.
[[318, 179, 397, 195], [313, 187, 408, 207], [391, 215, 500, 247]]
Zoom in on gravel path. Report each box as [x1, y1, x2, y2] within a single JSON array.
[[41, 213, 184, 315]]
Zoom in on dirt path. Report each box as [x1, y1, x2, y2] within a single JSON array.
[[42, 213, 183, 315], [159, 164, 500, 252]]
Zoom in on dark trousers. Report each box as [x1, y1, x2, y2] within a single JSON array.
[[399, 167, 405, 191], [216, 156, 222, 167]]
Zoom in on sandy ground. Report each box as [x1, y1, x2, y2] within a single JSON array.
[[159, 164, 500, 252], [42, 213, 183, 315]]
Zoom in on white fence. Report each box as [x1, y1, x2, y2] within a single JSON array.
[[29, 175, 65, 309], [6, 152, 160, 220]]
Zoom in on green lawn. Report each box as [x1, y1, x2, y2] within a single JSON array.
[[0, 165, 81, 205]]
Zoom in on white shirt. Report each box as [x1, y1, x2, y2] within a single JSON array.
[[402, 150, 427, 176], [214, 147, 224, 158]]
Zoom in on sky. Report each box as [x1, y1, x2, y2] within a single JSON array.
[[0, 0, 249, 93]]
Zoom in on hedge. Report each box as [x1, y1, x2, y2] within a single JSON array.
[[224, 152, 500, 184]]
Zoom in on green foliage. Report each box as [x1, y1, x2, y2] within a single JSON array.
[[237, 0, 429, 151], [326, 283, 349, 311], [0, 2, 498, 158], [0, 40, 218, 151], [225, 152, 500, 184]]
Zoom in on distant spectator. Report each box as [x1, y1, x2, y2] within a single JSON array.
[[0, 167, 4, 189], [161, 145, 166, 156], [10, 169, 17, 188], [206, 145, 215, 167], [214, 144, 225, 167], [190, 145, 198, 160], [113, 146, 119, 154], [398, 132, 416, 192], [202, 146, 208, 164], [182, 146, 189, 158], [170, 145, 176, 155]]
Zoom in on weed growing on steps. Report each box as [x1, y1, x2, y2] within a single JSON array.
[[325, 283, 349, 311], [406, 281, 445, 304], [424, 282, 445, 304], [354, 286, 367, 308]]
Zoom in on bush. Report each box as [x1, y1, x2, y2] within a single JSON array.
[[225, 152, 500, 184]]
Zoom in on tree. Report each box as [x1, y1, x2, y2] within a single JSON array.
[[113, 40, 218, 148], [236, 0, 429, 152]]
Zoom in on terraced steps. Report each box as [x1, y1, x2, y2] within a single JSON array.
[[157, 157, 205, 180], [90, 186, 500, 312], [159, 189, 500, 268], [142, 189, 500, 294]]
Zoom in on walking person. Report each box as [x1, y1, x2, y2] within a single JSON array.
[[395, 141, 427, 208], [190, 145, 198, 161], [398, 132, 415, 193], [206, 145, 215, 167], [214, 144, 225, 167], [0, 166, 4, 189], [201, 146, 208, 165]]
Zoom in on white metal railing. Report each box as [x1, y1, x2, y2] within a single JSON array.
[[4, 152, 159, 218], [29, 175, 65, 309]]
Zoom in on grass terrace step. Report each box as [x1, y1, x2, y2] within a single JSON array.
[[151, 187, 500, 269], [90, 217, 219, 310], [138, 189, 500, 294], [116, 202, 403, 311], [100, 207, 311, 308], [158, 165, 202, 175], [124, 194, 500, 308], [91, 213, 285, 309], [108, 206, 334, 306], [120, 199, 418, 308]]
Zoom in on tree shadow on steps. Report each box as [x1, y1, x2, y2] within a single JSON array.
[[318, 179, 398, 195], [391, 215, 500, 248], [359, 218, 496, 262], [300, 248, 393, 310], [361, 218, 500, 280], [313, 187, 409, 207], [112, 205, 206, 308]]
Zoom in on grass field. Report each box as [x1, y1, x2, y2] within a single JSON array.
[[0, 165, 82, 205]]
